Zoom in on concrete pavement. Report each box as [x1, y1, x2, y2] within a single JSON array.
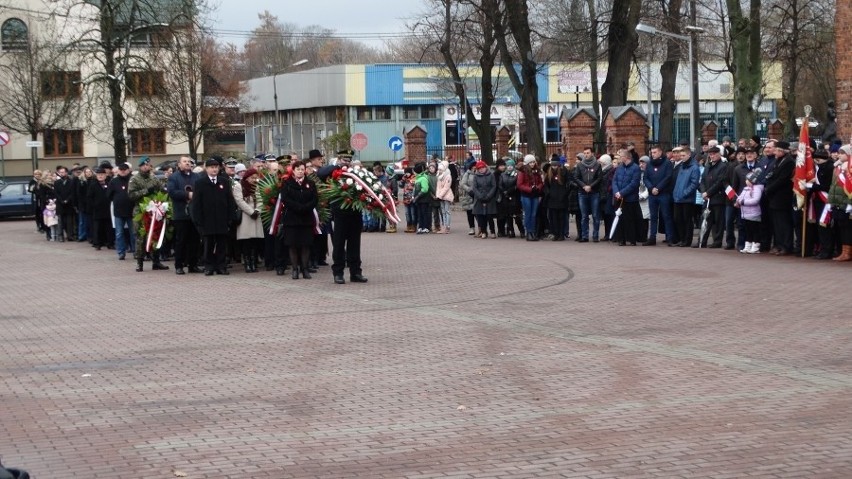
[[1, 215, 850, 478]]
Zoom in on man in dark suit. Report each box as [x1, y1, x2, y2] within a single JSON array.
[[317, 150, 368, 285], [192, 158, 236, 275], [763, 140, 796, 255]]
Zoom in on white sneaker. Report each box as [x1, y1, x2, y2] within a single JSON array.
[[749, 243, 761, 254], [740, 242, 752, 254]]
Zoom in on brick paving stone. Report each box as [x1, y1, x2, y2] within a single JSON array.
[[1, 215, 852, 478]]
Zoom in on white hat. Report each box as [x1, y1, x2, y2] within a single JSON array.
[[523, 154, 536, 165], [598, 154, 613, 168], [234, 163, 246, 174]]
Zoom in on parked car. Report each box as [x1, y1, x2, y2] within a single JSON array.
[[0, 181, 35, 218]]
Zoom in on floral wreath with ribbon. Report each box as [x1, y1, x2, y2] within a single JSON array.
[[317, 164, 401, 224], [132, 191, 172, 252], [256, 169, 331, 235]]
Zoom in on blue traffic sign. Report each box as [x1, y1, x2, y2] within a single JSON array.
[[388, 136, 403, 151]]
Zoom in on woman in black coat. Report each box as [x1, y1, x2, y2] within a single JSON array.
[[544, 160, 570, 241], [281, 160, 319, 279]]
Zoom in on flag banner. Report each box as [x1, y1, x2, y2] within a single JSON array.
[[725, 185, 737, 201], [793, 115, 815, 209]]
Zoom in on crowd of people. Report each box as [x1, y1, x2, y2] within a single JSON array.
[[395, 137, 851, 262], [25, 149, 373, 283], [23, 135, 852, 281]]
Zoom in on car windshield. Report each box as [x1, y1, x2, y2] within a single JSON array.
[[1, 183, 25, 195]]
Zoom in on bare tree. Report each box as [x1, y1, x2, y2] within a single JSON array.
[[600, 0, 643, 138], [657, 0, 685, 149], [0, 22, 79, 169], [493, 0, 546, 161], [725, 0, 762, 140], [764, 0, 835, 136], [141, 26, 245, 160]]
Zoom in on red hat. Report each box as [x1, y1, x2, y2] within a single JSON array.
[[474, 160, 488, 170]]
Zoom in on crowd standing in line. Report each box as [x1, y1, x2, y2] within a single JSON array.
[[24, 136, 852, 284]]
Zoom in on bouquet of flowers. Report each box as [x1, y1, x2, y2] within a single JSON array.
[[317, 164, 401, 224], [132, 191, 172, 252]]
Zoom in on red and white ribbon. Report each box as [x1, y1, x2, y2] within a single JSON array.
[[145, 200, 169, 252], [340, 167, 401, 224]]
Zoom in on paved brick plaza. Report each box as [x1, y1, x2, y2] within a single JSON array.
[[1, 215, 851, 478]]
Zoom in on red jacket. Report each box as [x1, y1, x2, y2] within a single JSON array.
[[517, 166, 543, 197]]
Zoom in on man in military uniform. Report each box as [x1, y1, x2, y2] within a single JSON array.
[[128, 156, 169, 272], [317, 150, 368, 285]]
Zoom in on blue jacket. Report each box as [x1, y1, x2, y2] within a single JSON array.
[[643, 156, 673, 194], [673, 159, 701, 204], [167, 169, 198, 221], [612, 161, 641, 203]]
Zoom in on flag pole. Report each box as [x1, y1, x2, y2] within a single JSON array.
[[801, 208, 807, 258]]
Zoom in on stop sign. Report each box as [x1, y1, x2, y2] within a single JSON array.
[[350, 133, 368, 151]]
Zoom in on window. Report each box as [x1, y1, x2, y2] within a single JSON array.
[[41, 71, 82, 98], [315, 109, 325, 124], [1, 18, 28, 51], [356, 107, 372, 121], [44, 129, 84, 157], [126, 71, 164, 97], [421, 106, 438, 119], [403, 106, 420, 120], [128, 128, 166, 154], [375, 106, 391, 120], [545, 118, 559, 143]]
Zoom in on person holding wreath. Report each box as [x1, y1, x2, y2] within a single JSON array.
[[280, 160, 319, 279]]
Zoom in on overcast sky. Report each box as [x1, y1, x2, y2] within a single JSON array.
[[210, 0, 426, 49]]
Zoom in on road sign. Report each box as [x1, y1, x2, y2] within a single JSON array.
[[350, 133, 368, 151], [26, 141, 42, 148], [0, 131, 9, 146], [388, 135, 403, 152]]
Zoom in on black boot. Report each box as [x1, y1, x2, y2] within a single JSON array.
[[151, 253, 169, 270], [301, 265, 312, 279], [243, 254, 252, 273], [136, 259, 144, 272], [250, 251, 259, 273], [291, 267, 300, 279]]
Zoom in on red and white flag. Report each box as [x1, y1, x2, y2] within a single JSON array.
[[843, 156, 852, 199], [793, 117, 815, 209], [724, 185, 737, 201]]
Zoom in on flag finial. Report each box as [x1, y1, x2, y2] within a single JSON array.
[[804, 104, 812, 117]]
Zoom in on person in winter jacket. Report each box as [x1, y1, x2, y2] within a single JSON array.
[[435, 160, 454, 233], [544, 157, 570, 241], [735, 168, 764, 254], [470, 160, 497, 238], [458, 167, 477, 235], [43, 199, 59, 241], [643, 145, 675, 245], [611, 149, 642, 245], [575, 148, 603, 242], [413, 162, 432, 234], [517, 155, 544, 241], [500, 159, 523, 237], [88, 168, 113, 250], [828, 145, 852, 261], [673, 148, 701, 247], [108, 163, 135, 260]]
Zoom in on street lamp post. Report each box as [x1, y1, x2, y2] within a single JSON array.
[[636, 23, 705, 151], [272, 59, 309, 156]]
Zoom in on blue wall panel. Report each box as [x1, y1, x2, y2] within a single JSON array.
[[365, 65, 405, 106]]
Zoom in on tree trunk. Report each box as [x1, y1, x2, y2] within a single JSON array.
[[587, 0, 602, 147], [101, 1, 129, 165], [496, 0, 545, 161], [726, 0, 762, 141], [783, 0, 800, 138], [601, 0, 642, 140], [657, 0, 684, 150]]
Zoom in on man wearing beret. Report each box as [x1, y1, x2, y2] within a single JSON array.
[[128, 156, 169, 272], [192, 158, 236, 275], [317, 149, 368, 285]]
